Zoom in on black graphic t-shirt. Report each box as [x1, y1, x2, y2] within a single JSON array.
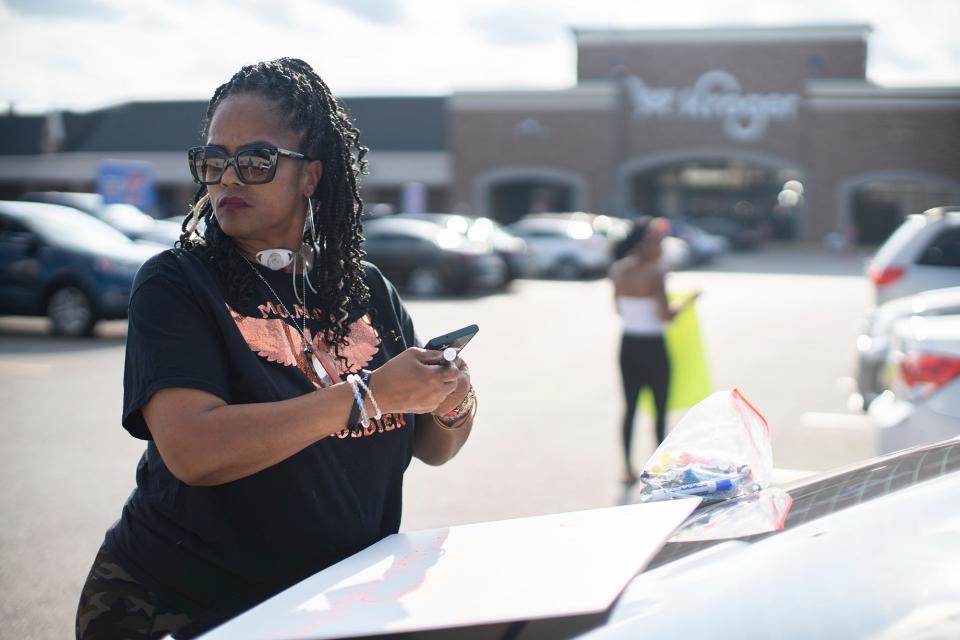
[[105, 249, 419, 627]]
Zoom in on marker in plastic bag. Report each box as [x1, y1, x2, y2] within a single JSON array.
[[683, 465, 752, 483], [649, 477, 739, 500]]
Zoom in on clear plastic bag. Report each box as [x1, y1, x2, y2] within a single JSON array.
[[636, 388, 793, 540], [669, 486, 792, 541]]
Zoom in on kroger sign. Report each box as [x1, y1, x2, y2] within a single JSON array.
[[625, 70, 800, 142]]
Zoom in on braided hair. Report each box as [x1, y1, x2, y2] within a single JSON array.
[[179, 57, 372, 361]]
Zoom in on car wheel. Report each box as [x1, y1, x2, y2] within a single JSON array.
[[553, 257, 582, 280], [47, 286, 96, 337], [408, 267, 444, 297]]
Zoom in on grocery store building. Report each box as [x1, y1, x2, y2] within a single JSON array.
[[1, 24, 958, 244]]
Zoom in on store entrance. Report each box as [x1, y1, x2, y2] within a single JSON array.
[[489, 179, 574, 225], [627, 159, 804, 245]]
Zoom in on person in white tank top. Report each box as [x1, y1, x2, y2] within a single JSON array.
[[609, 218, 699, 485], [616, 296, 665, 336]]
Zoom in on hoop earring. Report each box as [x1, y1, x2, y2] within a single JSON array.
[[301, 196, 319, 295], [304, 197, 318, 246]]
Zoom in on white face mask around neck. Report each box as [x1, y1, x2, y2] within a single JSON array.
[[256, 249, 296, 271]]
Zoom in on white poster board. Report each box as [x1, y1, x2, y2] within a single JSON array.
[[200, 499, 699, 639]]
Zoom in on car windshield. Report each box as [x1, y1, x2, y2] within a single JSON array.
[[872, 214, 925, 265], [26, 208, 132, 250]]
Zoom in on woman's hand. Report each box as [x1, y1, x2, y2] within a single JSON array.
[[368, 348, 462, 414], [429, 356, 471, 417]]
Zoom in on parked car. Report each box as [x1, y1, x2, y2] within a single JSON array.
[[199, 437, 960, 639], [692, 216, 763, 251], [362, 217, 505, 297], [19, 191, 181, 246], [397, 213, 535, 281], [506, 215, 611, 279], [0, 200, 163, 335], [866, 206, 960, 305], [515, 212, 694, 273], [870, 314, 960, 455], [855, 286, 960, 410], [668, 218, 729, 264], [579, 438, 960, 639]]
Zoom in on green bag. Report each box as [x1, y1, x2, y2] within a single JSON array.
[[639, 291, 711, 414]]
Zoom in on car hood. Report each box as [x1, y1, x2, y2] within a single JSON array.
[[583, 469, 960, 639]]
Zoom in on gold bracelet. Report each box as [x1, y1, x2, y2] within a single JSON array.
[[446, 387, 475, 418], [433, 387, 476, 430]]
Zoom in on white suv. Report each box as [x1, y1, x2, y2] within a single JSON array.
[[866, 207, 960, 305]]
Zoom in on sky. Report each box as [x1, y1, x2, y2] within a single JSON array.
[[2, 0, 958, 113]]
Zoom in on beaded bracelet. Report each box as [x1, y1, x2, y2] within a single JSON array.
[[346, 374, 369, 429], [355, 369, 382, 420]]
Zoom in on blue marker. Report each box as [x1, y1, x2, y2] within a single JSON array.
[[649, 477, 739, 501]]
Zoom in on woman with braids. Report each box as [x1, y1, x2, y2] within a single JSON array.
[[76, 58, 477, 639]]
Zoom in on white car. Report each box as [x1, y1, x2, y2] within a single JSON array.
[[870, 314, 960, 454], [507, 216, 611, 278], [669, 218, 729, 264], [854, 286, 960, 409], [866, 206, 960, 305], [20, 191, 182, 247]]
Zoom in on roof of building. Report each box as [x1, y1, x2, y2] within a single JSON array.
[[573, 24, 873, 45], [0, 96, 447, 156], [63, 101, 208, 152], [0, 114, 46, 155], [342, 96, 447, 151]]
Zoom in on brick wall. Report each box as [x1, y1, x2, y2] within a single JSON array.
[[450, 109, 615, 214], [578, 40, 867, 91], [802, 104, 960, 240]]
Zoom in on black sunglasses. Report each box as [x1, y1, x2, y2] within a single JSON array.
[[187, 145, 311, 185]]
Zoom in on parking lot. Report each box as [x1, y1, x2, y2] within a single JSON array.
[[0, 247, 876, 638]]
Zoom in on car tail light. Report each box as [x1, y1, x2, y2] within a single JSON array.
[[867, 264, 905, 287], [900, 352, 960, 399]]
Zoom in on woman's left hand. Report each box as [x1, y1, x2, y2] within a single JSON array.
[[430, 356, 471, 416]]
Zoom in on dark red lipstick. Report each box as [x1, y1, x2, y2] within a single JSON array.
[[218, 195, 249, 210]]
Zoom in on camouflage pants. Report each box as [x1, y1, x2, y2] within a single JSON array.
[[76, 545, 191, 639]]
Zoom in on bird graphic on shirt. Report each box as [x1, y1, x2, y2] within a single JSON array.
[[226, 305, 380, 387]]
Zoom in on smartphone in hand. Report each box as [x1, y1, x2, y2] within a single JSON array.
[[424, 324, 479, 355]]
